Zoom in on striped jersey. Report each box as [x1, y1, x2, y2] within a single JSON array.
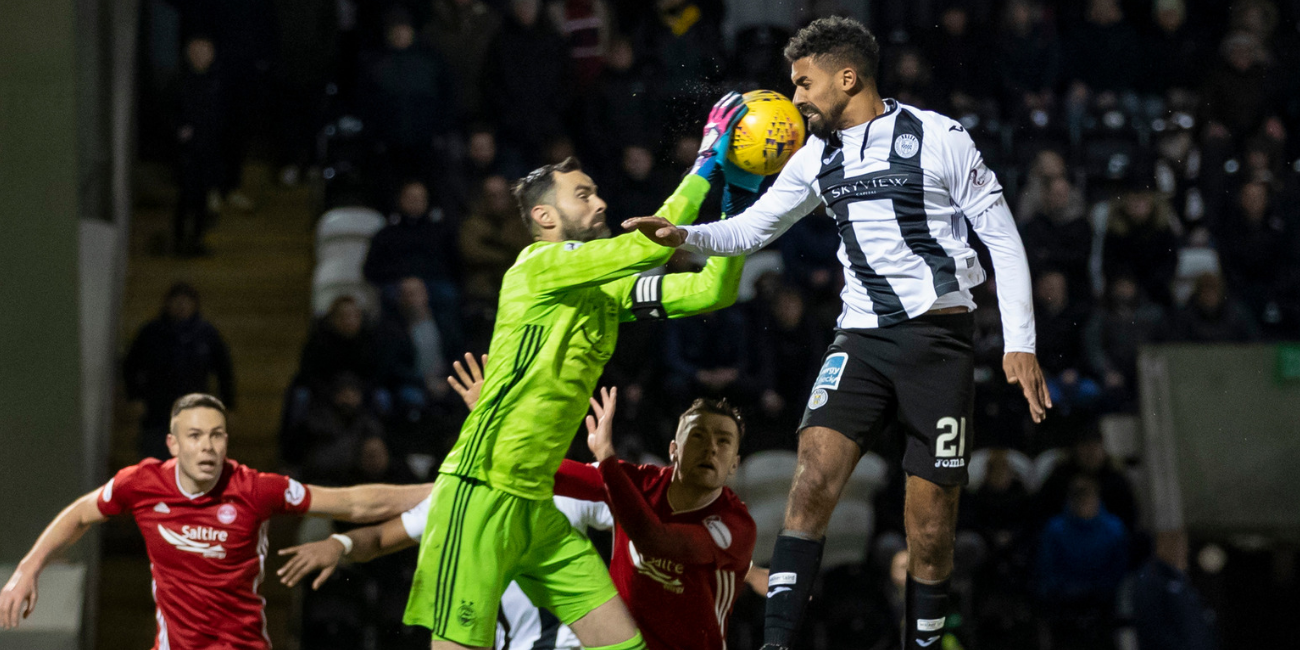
[[399, 495, 613, 650], [682, 99, 1036, 353]]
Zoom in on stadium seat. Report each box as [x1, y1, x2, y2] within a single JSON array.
[[315, 206, 384, 255], [736, 450, 797, 502], [746, 500, 787, 566], [1172, 246, 1222, 305], [840, 452, 888, 503], [966, 448, 1035, 491], [1032, 448, 1070, 491], [312, 243, 378, 315], [735, 250, 785, 303], [1100, 414, 1142, 462], [822, 500, 874, 569]]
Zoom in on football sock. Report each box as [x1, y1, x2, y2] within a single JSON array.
[[585, 631, 647, 650], [762, 533, 824, 648], [903, 575, 950, 649]]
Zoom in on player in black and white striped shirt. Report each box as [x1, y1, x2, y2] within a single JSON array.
[[624, 16, 1051, 650]]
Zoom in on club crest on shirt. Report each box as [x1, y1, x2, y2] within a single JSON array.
[[894, 133, 919, 158], [703, 516, 732, 550], [217, 503, 237, 525]]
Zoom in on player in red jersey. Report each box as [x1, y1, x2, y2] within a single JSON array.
[[554, 388, 758, 650], [0, 393, 432, 649]]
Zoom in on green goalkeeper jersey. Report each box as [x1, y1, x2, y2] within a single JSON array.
[[439, 174, 742, 500]]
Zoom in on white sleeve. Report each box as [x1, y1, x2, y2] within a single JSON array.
[[553, 496, 615, 532], [399, 496, 433, 541], [680, 143, 823, 256], [940, 124, 1036, 354]]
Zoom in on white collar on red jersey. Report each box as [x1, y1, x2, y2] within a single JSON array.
[[174, 462, 220, 500]]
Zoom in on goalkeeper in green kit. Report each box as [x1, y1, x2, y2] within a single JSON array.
[[404, 93, 766, 650]]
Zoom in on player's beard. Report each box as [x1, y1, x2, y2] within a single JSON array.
[[802, 96, 849, 140], [557, 207, 611, 242]]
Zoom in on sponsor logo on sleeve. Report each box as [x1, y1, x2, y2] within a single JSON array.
[[101, 478, 114, 502], [285, 479, 306, 507], [768, 572, 797, 586], [704, 516, 732, 549], [917, 636, 941, 647]]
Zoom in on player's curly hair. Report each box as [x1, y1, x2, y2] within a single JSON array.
[[679, 398, 746, 442], [783, 16, 881, 81], [512, 156, 583, 232]]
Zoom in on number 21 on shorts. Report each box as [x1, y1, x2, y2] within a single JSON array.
[[935, 417, 967, 458]]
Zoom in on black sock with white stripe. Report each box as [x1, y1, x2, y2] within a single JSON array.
[[903, 575, 950, 649], [762, 533, 823, 648]]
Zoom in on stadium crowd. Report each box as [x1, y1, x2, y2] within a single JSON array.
[[123, 0, 1300, 648]]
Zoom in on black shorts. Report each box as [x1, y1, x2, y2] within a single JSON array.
[[799, 312, 975, 486]]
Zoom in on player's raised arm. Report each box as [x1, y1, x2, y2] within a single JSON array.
[[305, 483, 433, 523], [1, 489, 107, 629], [941, 123, 1051, 422]]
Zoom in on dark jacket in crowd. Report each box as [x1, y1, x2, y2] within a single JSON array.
[[480, 13, 569, 150], [363, 211, 459, 289], [124, 313, 235, 427], [1037, 461, 1139, 534], [1021, 212, 1093, 293], [1034, 300, 1091, 376], [358, 44, 455, 151], [997, 21, 1061, 106], [1131, 558, 1219, 650], [293, 400, 386, 486], [175, 66, 227, 192], [1065, 16, 1143, 92], [297, 323, 381, 394], [1035, 506, 1129, 603]]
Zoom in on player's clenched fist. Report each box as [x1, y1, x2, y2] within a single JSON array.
[[0, 567, 37, 629], [622, 216, 687, 248]]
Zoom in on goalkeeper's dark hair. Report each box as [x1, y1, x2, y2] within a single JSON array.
[[678, 397, 746, 442], [784, 16, 881, 81], [512, 157, 583, 231]]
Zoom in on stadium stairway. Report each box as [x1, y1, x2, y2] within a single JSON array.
[[100, 162, 315, 650]]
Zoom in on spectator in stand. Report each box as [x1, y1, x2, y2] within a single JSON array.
[[480, 0, 569, 160], [271, 0, 338, 187], [1220, 181, 1291, 327], [426, 0, 501, 121], [1172, 271, 1261, 342], [363, 179, 463, 354], [748, 283, 825, 451], [778, 214, 842, 313], [1132, 530, 1219, 650], [1016, 149, 1074, 225], [1037, 429, 1139, 533], [173, 36, 225, 257], [603, 145, 675, 230], [124, 282, 235, 460], [591, 37, 658, 167], [1143, 0, 1205, 94], [922, 3, 991, 113], [1200, 32, 1278, 144], [663, 301, 770, 414], [376, 277, 448, 422], [1085, 276, 1167, 410], [1064, 0, 1144, 96], [636, 0, 725, 135], [458, 175, 534, 309], [1035, 476, 1129, 650], [967, 449, 1033, 550], [1102, 190, 1180, 306], [548, 0, 611, 90], [1034, 270, 1099, 415], [997, 0, 1060, 119], [965, 448, 1035, 643], [288, 373, 386, 486], [357, 8, 455, 180], [1021, 176, 1092, 298], [297, 295, 381, 399], [878, 47, 937, 110]]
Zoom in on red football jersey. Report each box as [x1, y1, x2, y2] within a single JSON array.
[[555, 460, 757, 650], [96, 458, 312, 650]]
